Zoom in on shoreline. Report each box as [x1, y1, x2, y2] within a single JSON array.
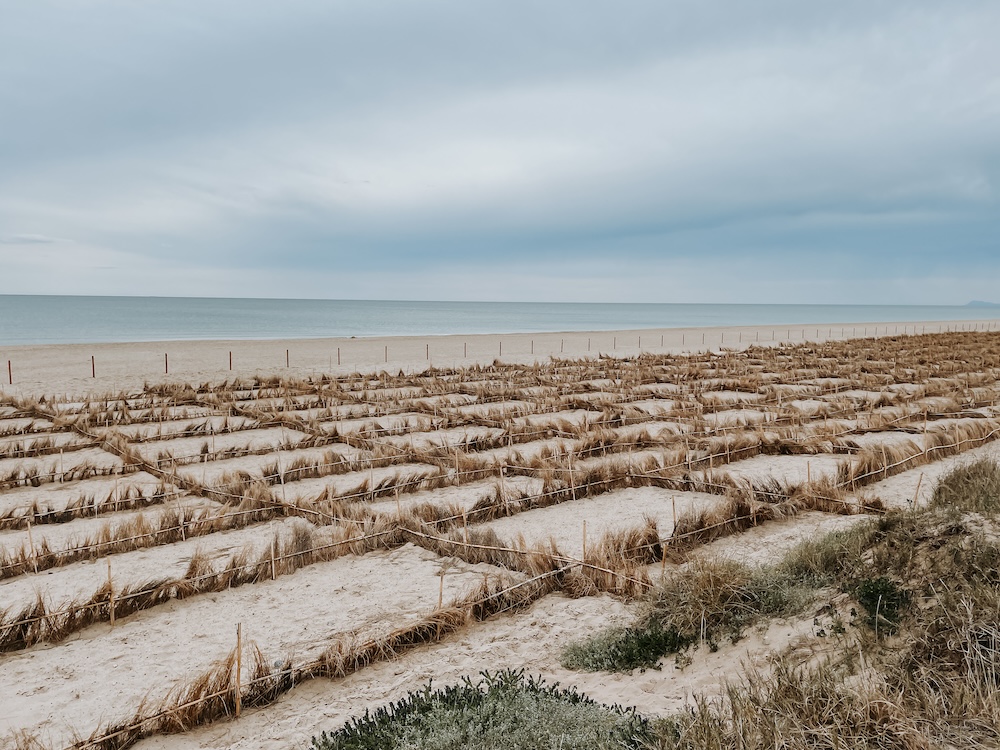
[[1, 317, 998, 397]]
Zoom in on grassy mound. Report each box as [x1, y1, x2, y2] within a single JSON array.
[[309, 669, 653, 750], [563, 458, 1000, 748]]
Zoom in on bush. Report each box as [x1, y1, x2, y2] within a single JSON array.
[[309, 669, 654, 750]]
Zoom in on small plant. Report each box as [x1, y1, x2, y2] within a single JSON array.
[[561, 623, 691, 672], [853, 576, 910, 635]]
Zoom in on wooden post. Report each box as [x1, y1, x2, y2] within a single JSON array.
[[270, 535, 277, 580], [672, 495, 677, 530], [91, 355, 95, 378], [581, 520, 587, 562], [464, 342, 467, 358], [286, 349, 289, 368], [426, 343, 429, 360], [569, 452, 576, 502], [438, 572, 444, 609], [229, 350, 232, 371], [395, 485, 401, 516], [807, 461, 811, 485], [275, 449, 287, 504], [499, 340, 502, 356], [235, 623, 243, 718], [107, 559, 115, 627], [531, 340, 534, 355], [588, 338, 591, 351], [384, 345, 388, 363], [613, 336, 616, 349], [164, 353, 168, 374], [179, 505, 186, 541], [26, 520, 38, 574], [463, 511, 469, 545], [912, 472, 924, 507], [560, 339, 564, 353]]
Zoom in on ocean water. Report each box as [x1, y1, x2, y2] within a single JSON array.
[[0, 295, 995, 346]]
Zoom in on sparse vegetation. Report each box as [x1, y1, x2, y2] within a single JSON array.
[[3, 330, 1000, 749]]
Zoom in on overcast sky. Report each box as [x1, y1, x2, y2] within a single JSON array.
[[1, 1, 998, 304]]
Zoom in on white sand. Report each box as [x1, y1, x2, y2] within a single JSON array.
[[475, 487, 726, 558], [0, 544, 513, 747]]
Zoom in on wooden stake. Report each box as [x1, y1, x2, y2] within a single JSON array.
[[229, 350, 233, 370], [912, 472, 924, 507], [569, 453, 576, 502], [164, 353, 168, 374], [337, 347, 341, 366], [286, 349, 289, 368], [107, 559, 115, 627], [395, 485, 401, 516], [582, 520, 587, 562], [807, 461, 811, 485], [235, 623, 243, 718], [384, 345, 388, 363], [179, 506, 186, 541], [270, 535, 277, 580], [671, 495, 677, 529], [91, 355, 95, 378], [463, 512, 469, 545], [26, 520, 38, 574], [438, 572, 444, 609], [464, 342, 467, 358]]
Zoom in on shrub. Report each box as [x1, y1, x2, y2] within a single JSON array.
[[309, 669, 654, 750]]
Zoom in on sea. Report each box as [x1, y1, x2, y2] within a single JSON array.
[[0, 295, 996, 346]]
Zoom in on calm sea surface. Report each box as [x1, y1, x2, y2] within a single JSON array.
[[0, 296, 995, 346]]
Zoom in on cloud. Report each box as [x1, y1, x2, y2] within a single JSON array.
[[0, 1, 998, 302], [0, 233, 64, 244]]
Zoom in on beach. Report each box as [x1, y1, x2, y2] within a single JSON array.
[[2, 318, 997, 397], [2, 323, 1000, 749]]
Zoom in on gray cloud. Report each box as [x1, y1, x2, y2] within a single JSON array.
[[1, 1, 998, 303]]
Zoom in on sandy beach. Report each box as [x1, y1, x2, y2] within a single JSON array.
[[2, 318, 997, 398], [2, 323, 1000, 749]]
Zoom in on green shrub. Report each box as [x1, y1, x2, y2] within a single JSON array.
[[561, 623, 691, 672], [309, 669, 654, 750]]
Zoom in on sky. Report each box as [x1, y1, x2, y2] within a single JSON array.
[[1, 1, 998, 305]]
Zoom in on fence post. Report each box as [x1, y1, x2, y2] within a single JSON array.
[[107, 559, 115, 627], [235, 623, 243, 718]]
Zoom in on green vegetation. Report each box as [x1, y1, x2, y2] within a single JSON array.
[[309, 669, 653, 750]]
